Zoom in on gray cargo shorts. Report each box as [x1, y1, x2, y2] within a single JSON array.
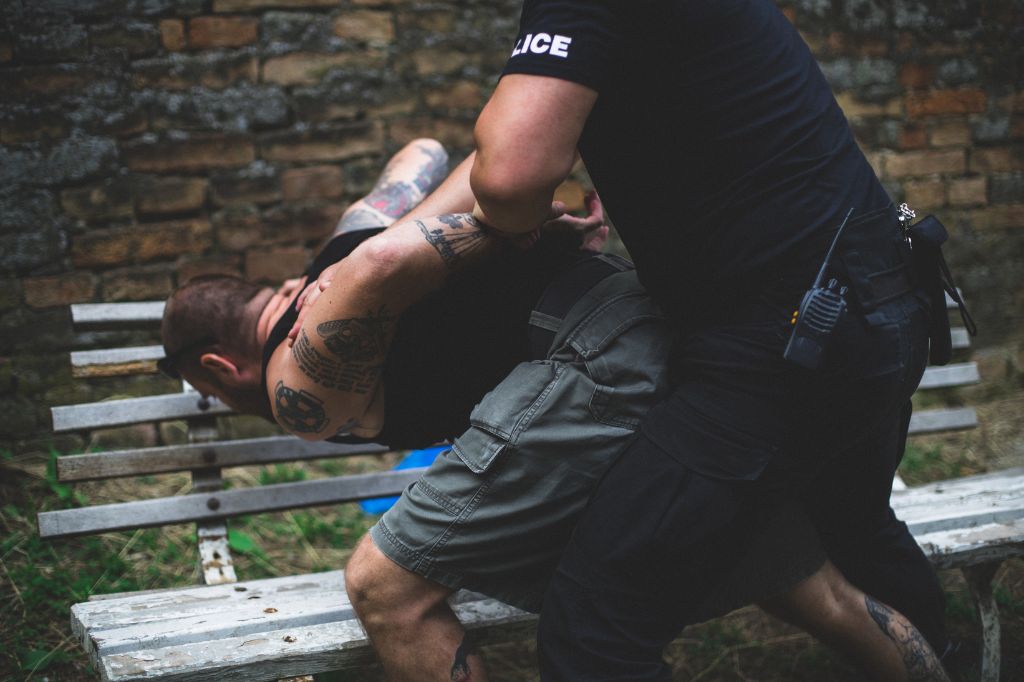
[[370, 270, 671, 612], [369, 269, 827, 614]]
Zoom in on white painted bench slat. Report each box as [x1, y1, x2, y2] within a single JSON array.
[[891, 467, 1024, 535], [57, 436, 389, 482], [918, 361, 980, 390], [52, 393, 233, 433], [914, 519, 1024, 570], [51, 361, 981, 434], [37, 469, 425, 538], [71, 302, 165, 328], [907, 406, 978, 435]]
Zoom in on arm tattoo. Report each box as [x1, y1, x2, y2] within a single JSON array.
[[413, 143, 448, 195], [274, 380, 327, 434], [365, 181, 418, 218], [336, 208, 388, 233], [417, 214, 489, 269], [450, 633, 475, 682], [292, 308, 393, 394], [865, 595, 950, 681]]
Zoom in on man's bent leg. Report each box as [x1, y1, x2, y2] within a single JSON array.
[[761, 560, 950, 682], [346, 534, 487, 682]]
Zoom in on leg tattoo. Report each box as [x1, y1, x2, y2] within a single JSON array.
[[865, 595, 950, 681], [450, 634, 475, 682]]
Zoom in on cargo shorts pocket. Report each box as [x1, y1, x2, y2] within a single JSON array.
[[451, 361, 565, 474]]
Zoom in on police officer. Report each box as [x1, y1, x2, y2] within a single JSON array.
[[465, 0, 951, 679]]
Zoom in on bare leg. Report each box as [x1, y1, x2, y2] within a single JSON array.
[[345, 534, 489, 682], [336, 138, 449, 235], [759, 560, 950, 681]]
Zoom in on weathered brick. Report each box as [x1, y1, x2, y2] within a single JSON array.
[[213, 206, 265, 251], [906, 88, 987, 118], [23, 272, 96, 309], [0, 64, 101, 96], [160, 19, 186, 51], [245, 246, 308, 282], [970, 147, 1023, 174], [101, 268, 175, 301], [898, 124, 928, 150], [929, 120, 971, 148], [210, 163, 282, 207], [884, 149, 966, 178], [262, 51, 386, 86], [90, 22, 161, 57], [176, 255, 243, 283], [132, 53, 258, 90], [123, 135, 255, 172], [0, 279, 21, 312], [947, 177, 987, 207], [135, 176, 208, 215], [333, 11, 395, 43], [147, 83, 289, 132], [213, 0, 336, 10], [188, 16, 258, 50], [999, 91, 1024, 113], [260, 123, 384, 162], [1, 111, 69, 144], [262, 202, 344, 243], [72, 219, 213, 267], [409, 49, 478, 76], [902, 179, 946, 209], [397, 9, 456, 33], [834, 92, 902, 119], [282, 166, 345, 200], [964, 204, 1024, 231], [0, 42, 12, 62], [425, 81, 483, 110], [899, 63, 935, 89], [389, 118, 475, 150], [990, 174, 1024, 205], [60, 179, 135, 221]]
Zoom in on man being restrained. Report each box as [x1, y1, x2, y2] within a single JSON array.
[[161, 139, 949, 682]]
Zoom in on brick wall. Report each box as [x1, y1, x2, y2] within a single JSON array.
[[0, 0, 1021, 452]]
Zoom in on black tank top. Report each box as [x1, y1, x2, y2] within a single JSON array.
[[261, 228, 592, 449]]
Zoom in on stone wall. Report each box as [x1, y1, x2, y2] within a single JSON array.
[[0, 0, 1021, 453]]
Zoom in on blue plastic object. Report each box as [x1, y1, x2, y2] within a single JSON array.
[[359, 446, 448, 515]]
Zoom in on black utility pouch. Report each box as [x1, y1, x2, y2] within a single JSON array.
[[907, 215, 976, 365]]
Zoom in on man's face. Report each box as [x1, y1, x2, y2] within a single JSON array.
[[180, 370, 264, 417]]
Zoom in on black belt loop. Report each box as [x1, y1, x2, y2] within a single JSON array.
[[527, 254, 633, 359]]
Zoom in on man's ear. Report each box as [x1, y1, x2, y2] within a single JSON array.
[[199, 352, 243, 386]]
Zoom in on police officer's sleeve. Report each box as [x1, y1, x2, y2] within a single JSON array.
[[501, 0, 624, 92]]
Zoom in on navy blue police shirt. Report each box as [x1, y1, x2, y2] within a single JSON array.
[[501, 0, 890, 324]]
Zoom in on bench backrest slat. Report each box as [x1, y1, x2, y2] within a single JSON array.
[[917, 362, 980, 390], [907, 407, 977, 435], [37, 469, 424, 539], [52, 393, 232, 432], [70, 302, 165, 328], [57, 437, 389, 482]]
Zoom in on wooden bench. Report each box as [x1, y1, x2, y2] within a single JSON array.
[[40, 295, 1023, 682]]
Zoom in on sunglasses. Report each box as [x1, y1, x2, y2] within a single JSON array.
[[157, 336, 217, 379]]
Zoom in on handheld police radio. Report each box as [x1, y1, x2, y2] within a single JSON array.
[[783, 208, 854, 370]]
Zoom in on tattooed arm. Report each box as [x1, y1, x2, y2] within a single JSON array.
[[268, 211, 507, 440]]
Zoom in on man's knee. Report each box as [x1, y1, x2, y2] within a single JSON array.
[[345, 534, 451, 628]]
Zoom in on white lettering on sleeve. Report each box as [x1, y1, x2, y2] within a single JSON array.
[[510, 32, 572, 59], [530, 32, 552, 54], [550, 34, 572, 58]]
